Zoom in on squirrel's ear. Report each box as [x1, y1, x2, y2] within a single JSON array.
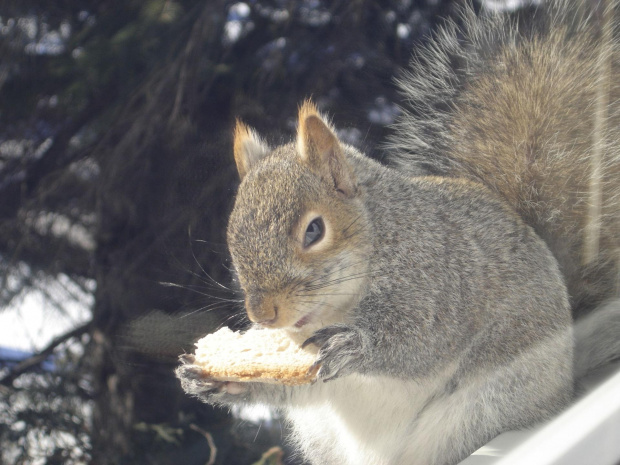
[[296, 100, 357, 197], [233, 120, 271, 180]]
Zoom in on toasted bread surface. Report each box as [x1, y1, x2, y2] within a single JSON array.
[[194, 327, 319, 385]]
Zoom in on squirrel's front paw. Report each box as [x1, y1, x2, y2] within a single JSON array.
[[303, 324, 367, 382], [175, 354, 247, 402]]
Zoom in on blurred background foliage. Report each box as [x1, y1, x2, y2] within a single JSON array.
[[0, 0, 505, 463]]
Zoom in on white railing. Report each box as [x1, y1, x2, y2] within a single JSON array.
[[460, 361, 620, 465]]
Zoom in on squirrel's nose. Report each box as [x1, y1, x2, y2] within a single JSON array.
[[246, 294, 278, 325]]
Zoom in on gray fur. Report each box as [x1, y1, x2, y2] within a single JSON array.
[[574, 298, 620, 378], [177, 144, 574, 464], [388, 0, 620, 316], [177, 1, 620, 464]]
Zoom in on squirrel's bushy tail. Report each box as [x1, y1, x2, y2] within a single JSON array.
[[388, 0, 620, 317]]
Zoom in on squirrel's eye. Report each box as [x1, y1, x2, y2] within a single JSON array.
[[304, 217, 324, 248]]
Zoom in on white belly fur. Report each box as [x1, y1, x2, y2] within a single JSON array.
[[285, 366, 458, 465], [282, 333, 572, 465]]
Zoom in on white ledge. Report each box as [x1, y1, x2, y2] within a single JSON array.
[[460, 361, 620, 465]]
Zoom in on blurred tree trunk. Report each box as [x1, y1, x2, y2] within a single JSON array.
[[86, 2, 236, 463]]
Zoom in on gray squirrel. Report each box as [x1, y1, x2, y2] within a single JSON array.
[[176, 1, 620, 464]]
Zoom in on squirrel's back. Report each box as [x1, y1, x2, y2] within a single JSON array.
[[388, 0, 620, 316]]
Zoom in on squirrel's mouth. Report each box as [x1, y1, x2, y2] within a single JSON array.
[[294, 313, 312, 328]]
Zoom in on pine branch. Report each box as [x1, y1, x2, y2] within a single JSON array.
[[0, 319, 92, 387]]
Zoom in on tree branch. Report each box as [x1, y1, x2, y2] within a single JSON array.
[[0, 92, 107, 220], [0, 319, 92, 387], [189, 423, 217, 465], [0, 221, 94, 281]]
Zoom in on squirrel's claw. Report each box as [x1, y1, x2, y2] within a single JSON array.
[[175, 363, 223, 397], [302, 324, 351, 348], [305, 324, 366, 382], [175, 358, 247, 400], [179, 353, 196, 365]]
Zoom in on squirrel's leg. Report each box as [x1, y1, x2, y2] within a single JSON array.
[[175, 354, 289, 407], [304, 324, 371, 381], [304, 318, 450, 381]]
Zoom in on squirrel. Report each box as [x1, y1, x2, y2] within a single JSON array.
[[177, 1, 620, 464]]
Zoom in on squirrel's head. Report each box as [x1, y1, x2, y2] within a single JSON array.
[[227, 101, 370, 337]]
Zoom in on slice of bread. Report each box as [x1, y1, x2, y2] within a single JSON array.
[[193, 327, 319, 385]]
